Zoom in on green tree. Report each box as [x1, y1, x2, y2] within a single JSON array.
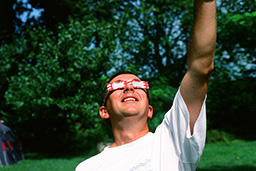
[[103, 0, 193, 86], [206, 0, 256, 139], [1, 15, 117, 152]]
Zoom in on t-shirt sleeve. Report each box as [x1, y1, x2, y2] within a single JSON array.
[[156, 87, 207, 164]]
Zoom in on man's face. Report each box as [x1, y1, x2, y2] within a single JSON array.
[[100, 74, 153, 122]]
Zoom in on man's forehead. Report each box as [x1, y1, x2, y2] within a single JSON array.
[[110, 74, 141, 83]]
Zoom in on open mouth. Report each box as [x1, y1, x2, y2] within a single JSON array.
[[122, 97, 138, 102]]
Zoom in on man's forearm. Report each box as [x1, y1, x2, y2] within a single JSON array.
[[188, 0, 216, 75]]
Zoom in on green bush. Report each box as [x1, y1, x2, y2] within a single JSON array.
[[1, 18, 117, 153]]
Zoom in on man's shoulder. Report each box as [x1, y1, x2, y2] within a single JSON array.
[[75, 152, 104, 171]]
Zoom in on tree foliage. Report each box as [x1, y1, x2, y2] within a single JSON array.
[[205, 0, 256, 139], [1, 14, 118, 152], [103, 0, 192, 86]]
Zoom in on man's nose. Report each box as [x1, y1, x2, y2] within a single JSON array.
[[123, 84, 135, 93]]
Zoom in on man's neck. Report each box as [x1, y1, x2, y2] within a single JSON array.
[[110, 122, 149, 148]]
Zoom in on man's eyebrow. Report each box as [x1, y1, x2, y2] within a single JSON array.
[[114, 79, 141, 83], [113, 79, 123, 83]]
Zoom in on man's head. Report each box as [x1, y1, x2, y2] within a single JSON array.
[[100, 71, 150, 107], [99, 71, 153, 125]]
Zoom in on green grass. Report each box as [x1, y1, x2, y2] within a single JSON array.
[[0, 152, 95, 171], [197, 141, 256, 171], [1, 141, 256, 171]]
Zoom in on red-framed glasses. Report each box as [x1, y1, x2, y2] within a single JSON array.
[[107, 80, 149, 91]]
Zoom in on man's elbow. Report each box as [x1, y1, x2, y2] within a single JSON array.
[[189, 55, 214, 77], [202, 61, 214, 77]]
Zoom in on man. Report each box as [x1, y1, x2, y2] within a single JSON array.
[[76, 0, 216, 170]]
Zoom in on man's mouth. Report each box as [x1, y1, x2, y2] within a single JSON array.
[[122, 97, 138, 102]]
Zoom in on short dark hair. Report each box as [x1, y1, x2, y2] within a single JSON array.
[[100, 71, 150, 107]]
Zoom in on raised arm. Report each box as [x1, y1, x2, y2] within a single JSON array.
[[180, 0, 216, 134]]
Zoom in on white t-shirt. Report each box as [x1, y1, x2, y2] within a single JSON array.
[[76, 89, 206, 171]]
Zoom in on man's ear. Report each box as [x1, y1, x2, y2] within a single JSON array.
[[99, 106, 110, 119], [147, 105, 153, 119]]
